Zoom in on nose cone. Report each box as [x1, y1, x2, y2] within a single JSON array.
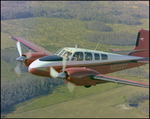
[[17, 56, 26, 62], [28, 59, 52, 77], [28, 67, 50, 77]]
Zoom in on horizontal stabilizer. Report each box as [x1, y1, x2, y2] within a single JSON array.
[[110, 49, 149, 56], [137, 60, 149, 64], [109, 49, 122, 51]]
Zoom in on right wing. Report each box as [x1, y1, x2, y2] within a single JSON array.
[[10, 36, 54, 55], [92, 74, 149, 88]]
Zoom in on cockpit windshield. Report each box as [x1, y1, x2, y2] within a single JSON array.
[[55, 48, 73, 60]]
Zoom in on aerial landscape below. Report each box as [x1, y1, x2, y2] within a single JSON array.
[[1, 1, 149, 118]]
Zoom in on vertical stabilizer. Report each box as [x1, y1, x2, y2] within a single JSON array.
[[131, 28, 149, 58]]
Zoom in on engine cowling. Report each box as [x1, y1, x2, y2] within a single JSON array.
[[23, 52, 48, 67], [64, 67, 100, 86]]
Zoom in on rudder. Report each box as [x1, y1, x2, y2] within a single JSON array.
[[132, 28, 149, 58]]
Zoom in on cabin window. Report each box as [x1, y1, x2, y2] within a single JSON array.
[[101, 54, 108, 60], [71, 52, 83, 61], [85, 52, 92, 61], [94, 53, 100, 60]]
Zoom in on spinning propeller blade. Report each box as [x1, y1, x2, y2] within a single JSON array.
[[50, 56, 67, 78], [62, 56, 67, 73], [26, 49, 32, 59], [50, 56, 76, 92], [17, 41, 22, 57], [67, 82, 76, 93], [50, 67, 59, 78], [14, 62, 21, 77]]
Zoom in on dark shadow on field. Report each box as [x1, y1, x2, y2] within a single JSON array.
[[129, 104, 138, 108]]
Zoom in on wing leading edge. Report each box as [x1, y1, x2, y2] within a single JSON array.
[[92, 74, 149, 88], [10, 36, 53, 55]]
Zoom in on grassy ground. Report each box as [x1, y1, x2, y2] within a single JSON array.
[[6, 84, 148, 118], [1, 60, 19, 80]]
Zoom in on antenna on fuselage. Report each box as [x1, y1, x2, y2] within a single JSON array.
[[94, 43, 100, 51], [75, 45, 77, 49]]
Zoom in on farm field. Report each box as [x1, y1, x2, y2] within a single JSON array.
[[6, 84, 149, 118]]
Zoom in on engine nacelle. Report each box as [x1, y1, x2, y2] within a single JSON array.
[[65, 67, 100, 86], [23, 52, 48, 67]]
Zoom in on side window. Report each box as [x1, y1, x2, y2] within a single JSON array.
[[94, 53, 100, 60], [101, 54, 108, 60], [71, 52, 83, 61], [85, 52, 92, 61]]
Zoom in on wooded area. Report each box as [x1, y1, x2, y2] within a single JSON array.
[[83, 32, 137, 46], [1, 1, 149, 25]]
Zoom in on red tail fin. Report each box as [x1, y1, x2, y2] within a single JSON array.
[[132, 28, 149, 58]]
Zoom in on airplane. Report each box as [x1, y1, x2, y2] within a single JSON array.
[[10, 28, 149, 92]]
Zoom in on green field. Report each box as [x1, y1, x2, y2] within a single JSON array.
[[1, 17, 149, 53], [5, 85, 149, 118], [1, 16, 149, 118]]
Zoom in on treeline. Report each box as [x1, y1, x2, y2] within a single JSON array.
[[83, 32, 137, 46], [1, 76, 65, 112], [86, 21, 113, 32], [1, 1, 149, 25]]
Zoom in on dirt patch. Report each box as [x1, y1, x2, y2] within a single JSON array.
[[117, 104, 132, 110]]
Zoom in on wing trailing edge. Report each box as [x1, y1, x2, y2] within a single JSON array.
[[92, 74, 149, 88]]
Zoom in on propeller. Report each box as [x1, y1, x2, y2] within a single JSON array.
[[14, 62, 21, 77], [14, 41, 32, 77], [17, 41, 22, 57], [50, 56, 67, 79], [66, 82, 76, 93], [50, 56, 76, 92]]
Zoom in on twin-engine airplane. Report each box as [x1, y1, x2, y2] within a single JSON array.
[[10, 28, 149, 92]]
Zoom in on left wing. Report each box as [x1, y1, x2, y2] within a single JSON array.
[[92, 74, 149, 88], [10, 36, 53, 55]]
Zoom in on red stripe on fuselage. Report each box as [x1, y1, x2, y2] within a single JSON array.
[[29, 61, 145, 77]]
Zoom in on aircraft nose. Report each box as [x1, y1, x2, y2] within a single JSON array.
[[28, 66, 50, 77], [28, 58, 53, 77]]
